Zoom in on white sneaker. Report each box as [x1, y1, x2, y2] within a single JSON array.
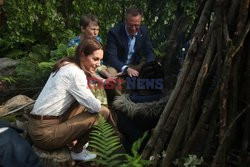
[[71, 148, 97, 161]]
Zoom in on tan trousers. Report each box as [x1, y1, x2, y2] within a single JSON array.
[[28, 103, 116, 150]]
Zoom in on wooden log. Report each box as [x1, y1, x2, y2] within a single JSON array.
[[142, 0, 216, 160], [160, 98, 190, 167]]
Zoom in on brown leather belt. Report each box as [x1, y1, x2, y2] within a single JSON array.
[[30, 114, 59, 120]]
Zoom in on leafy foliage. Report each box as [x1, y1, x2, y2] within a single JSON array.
[[14, 44, 50, 84], [14, 43, 74, 87], [2, 0, 74, 49], [0, 76, 16, 84], [89, 116, 124, 167], [0, 38, 26, 59], [50, 44, 75, 61], [0, 0, 198, 88], [89, 116, 152, 167], [121, 132, 152, 167], [0, 38, 10, 57], [1, 0, 197, 52]]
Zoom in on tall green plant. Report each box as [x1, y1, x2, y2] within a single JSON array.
[[0, 76, 16, 84], [89, 116, 124, 166], [2, 0, 73, 49], [89, 116, 152, 167], [15, 44, 51, 86], [1, 0, 197, 56], [15, 43, 75, 87], [121, 132, 152, 167]]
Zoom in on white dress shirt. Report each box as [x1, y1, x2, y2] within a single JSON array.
[[31, 64, 101, 116], [121, 27, 137, 73]]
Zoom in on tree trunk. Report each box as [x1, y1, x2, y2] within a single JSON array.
[[160, 98, 190, 167]]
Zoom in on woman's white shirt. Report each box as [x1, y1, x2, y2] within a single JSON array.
[[30, 64, 101, 116]]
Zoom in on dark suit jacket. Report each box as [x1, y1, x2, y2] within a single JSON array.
[[104, 23, 155, 72]]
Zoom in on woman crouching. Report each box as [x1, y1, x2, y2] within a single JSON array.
[[28, 38, 116, 161]]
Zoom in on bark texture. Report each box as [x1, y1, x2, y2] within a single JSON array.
[[142, 0, 250, 166]]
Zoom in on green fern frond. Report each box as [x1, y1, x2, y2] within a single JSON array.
[[131, 132, 148, 157], [0, 38, 10, 54], [5, 49, 26, 59], [0, 76, 16, 84], [50, 43, 74, 61], [89, 117, 152, 167], [107, 160, 122, 167], [108, 153, 125, 161], [89, 116, 124, 166], [90, 139, 121, 150], [38, 61, 55, 70], [31, 44, 50, 61], [121, 131, 152, 167]]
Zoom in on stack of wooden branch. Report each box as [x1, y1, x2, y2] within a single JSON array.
[[143, 0, 250, 166]]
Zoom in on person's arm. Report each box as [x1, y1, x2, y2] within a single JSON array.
[[96, 65, 115, 78], [99, 69, 115, 78], [90, 72, 107, 85], [68, 70, 101, 113]]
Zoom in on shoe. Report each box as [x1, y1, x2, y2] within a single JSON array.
[[71, 148, 97, 161]]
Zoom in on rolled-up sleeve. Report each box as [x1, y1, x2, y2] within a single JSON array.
[[68, 71, 101, 113]]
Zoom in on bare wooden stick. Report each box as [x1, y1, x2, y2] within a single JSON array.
[[211, 105, 250, 167]]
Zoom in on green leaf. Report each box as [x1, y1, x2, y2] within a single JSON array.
[[0, 76, 16, 84], [88, 116, 123, 166], [38, 61, 54, 70], [5, 49, 26, 59]]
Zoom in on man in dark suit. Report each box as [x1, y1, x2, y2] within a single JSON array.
[[104, 6, 155, 77]]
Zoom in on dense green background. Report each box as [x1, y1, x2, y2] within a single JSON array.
[[0, 0, 196, 89]]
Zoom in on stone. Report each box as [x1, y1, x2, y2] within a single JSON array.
[[32, 146, 75, 167], [0, 94, 34, 116]]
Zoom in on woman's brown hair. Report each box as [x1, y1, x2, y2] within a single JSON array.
[[52, 38, 102, 73]]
